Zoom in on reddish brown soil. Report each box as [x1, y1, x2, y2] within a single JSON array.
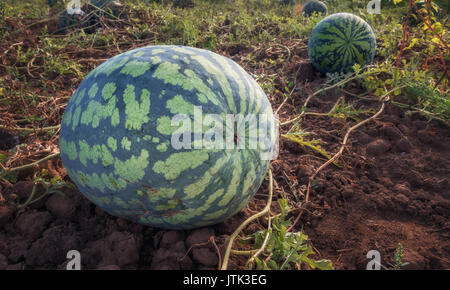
[[0, 18, 449, 270], [280, 98, 450, 270], [1, 79, 449, 270]]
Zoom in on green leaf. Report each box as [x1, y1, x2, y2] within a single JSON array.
[[0, 153, 7, 163], [267, 260, 278, 270], [308, 259, 334, 270], [279, 225, 286, 243], [254, 257, 263, 270], [4, 171, 17, 183], [254, 230, 265, 248]]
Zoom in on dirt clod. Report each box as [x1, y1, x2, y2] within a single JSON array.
[[96, 264, 121, 270], [159, 231, 185, 248], [295, 61, 316, 82], [15, 211, 52, 240], [151, 242, 193, 270], [366, 139, 391, 156], [192, 247, 219, 267], [186, 228, 214, 248], [0, 253, 8, 270], [25, 225, 80, 267], [7, 240, 28, 263], [0, 204, 15, 228], [45, 194, 76, 219]]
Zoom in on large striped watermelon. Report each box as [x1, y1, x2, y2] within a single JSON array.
[[302, 1, 328, 17], [308, 13, 377, 74], [59, 45, 275, 229]]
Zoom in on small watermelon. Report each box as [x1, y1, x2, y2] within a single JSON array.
[[57, 0, 122, 33], [90, 0, 118, 8], [57, 10, 84, 33], [48, 0, 58, 7], [308, 13, 377, 74], [49, 0, 118, 8], [302, 1, 328, 17], [59, 45, 275, 230], [172, 0, 195, 8], [410, 1, 443, 25]]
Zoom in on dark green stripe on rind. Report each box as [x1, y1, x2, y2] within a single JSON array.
[[59, 45, 275, 229], [308, 13, 376, 74]]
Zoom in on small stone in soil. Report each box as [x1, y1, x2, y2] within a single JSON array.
[[393, 183, 412, 196], [366, 139, 391, 156]]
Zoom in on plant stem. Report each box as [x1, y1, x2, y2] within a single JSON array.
[[287, 93, 390, 232], [0, 124, 60, 133], [0, 152, 60, 178], [221, 168, 273, 270], [246, 216, 272, 269], [17, 182, 38, 208]]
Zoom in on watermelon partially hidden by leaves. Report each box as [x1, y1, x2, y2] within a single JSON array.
[[308, 13, 377, 74], [90, 0, 118, 8], [410, 1, 443, 25], [280, 0, 295, 5], [57, 0, 122, 33], [302, 1, 328, 17], [48, 0, 58, 7], [59, 45, 276, 229]]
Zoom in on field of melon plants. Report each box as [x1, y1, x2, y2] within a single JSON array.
[[0, 0, 448, 271]]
